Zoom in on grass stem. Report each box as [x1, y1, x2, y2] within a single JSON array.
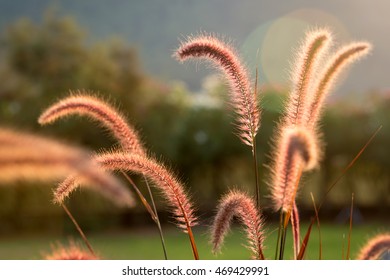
[[61, 204, 95, 257], [143, 174, 168, 260], [121, 171, 168, 260], [252, 138, 261, 209], [275, 209, 283, 259]]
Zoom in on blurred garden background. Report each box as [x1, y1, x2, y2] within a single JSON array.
[[0, 1, 389, 259]]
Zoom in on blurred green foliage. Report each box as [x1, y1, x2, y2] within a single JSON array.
[[0, 12, 388, 234]]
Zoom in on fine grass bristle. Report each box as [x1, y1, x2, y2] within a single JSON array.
[[95, 152, 197, 229], [270, 126, 319, 212], [54, 166, 135, 208], [175, 34, 260, 147], [211, 190, 264, 259], [285, 28, 332, 126], [44, 241, 99, 260], [39, 92, 146, 155], [357, 233, 390, 260], [95, 152, 199, 259], [307, 42, 372, 129]]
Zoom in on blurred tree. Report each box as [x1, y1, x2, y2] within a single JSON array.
[[0, 11, 143, 150]]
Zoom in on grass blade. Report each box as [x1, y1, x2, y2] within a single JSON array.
[[61, 204, 95, 257], [310, 192, 322, 260], [297, 219, 314, 260]]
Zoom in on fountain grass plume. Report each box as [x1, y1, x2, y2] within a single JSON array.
[[357, 233, 390, 260], [39, 93, 170, 258], [270, 126, 319, 212], [307, 42, 371, 129], [44, 241, 99, 260], [38, 92, 145, 155], [95, 152, 197, 229], [211, 189, 264, 259], [284, 29, 331, 126], [95, 151, 199, 259], [54, 166, 135, 208], [175, 34, 260, 148]]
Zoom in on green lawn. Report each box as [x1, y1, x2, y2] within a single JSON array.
[[0, 222, 388, 260]]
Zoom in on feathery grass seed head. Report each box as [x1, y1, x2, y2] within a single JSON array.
[[44, 242, 99, 260], [357, 233, 390, 260], [175, 34, 260, 147], [95, 152, 197, 230], [39, 92, 145, 155], [270, 126, 319, 212], [285, 28, 332, 126], [307, 42, 371, 128], [54, 165, 135, 208], [211, 190, 264, 259]]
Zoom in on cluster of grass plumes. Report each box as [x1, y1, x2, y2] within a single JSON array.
[[175, 28, 381, 260], [38, 91, 198, 259], [175, 33, 263, 208], [1, 26, 385, 261], [0, 127, 133, 207]]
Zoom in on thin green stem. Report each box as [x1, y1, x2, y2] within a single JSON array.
[[279, 211, 288, 260], [252, 67, 261, 209], [143, 174, 168, 260], [61, 204, 95, 257], [252, 137, 260, 209], [121, 171, 168, 260], [275, 209, 283, 259], [310, 192, 322, 260]]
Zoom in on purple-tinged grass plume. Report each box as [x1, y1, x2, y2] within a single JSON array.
[[40, 93, 169, 259], [95, 152, 199, 259], [44, 241, 99, 260], [357, 233, 390, 260], [39, 92, 145, 155], [95, 152, 197, 229], [306, 42, 371, 129], [175, 34, 260, 148], [270, 126, 319, 212], [211, 190, 264, 259], [284, 29, 331, 126]]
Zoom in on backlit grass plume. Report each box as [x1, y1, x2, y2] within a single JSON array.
[[175, 34, 262, 207], [270, 29, 371, 260], [44, 242, 99, 260], [0, 127, 134, 207], [40, 93, 169, 259], [306, 42, 371, 129], [284, 29, 331, 126], [211, 190, 264, 260], [357, 234, 390, 260], [38, 92, 145, 155], [175, 34, 260, 148], [270, 126, 319, 212], [95, 152, 199, 259]]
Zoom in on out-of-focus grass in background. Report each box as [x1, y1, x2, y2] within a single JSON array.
[[1, 223, 388, 260]]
